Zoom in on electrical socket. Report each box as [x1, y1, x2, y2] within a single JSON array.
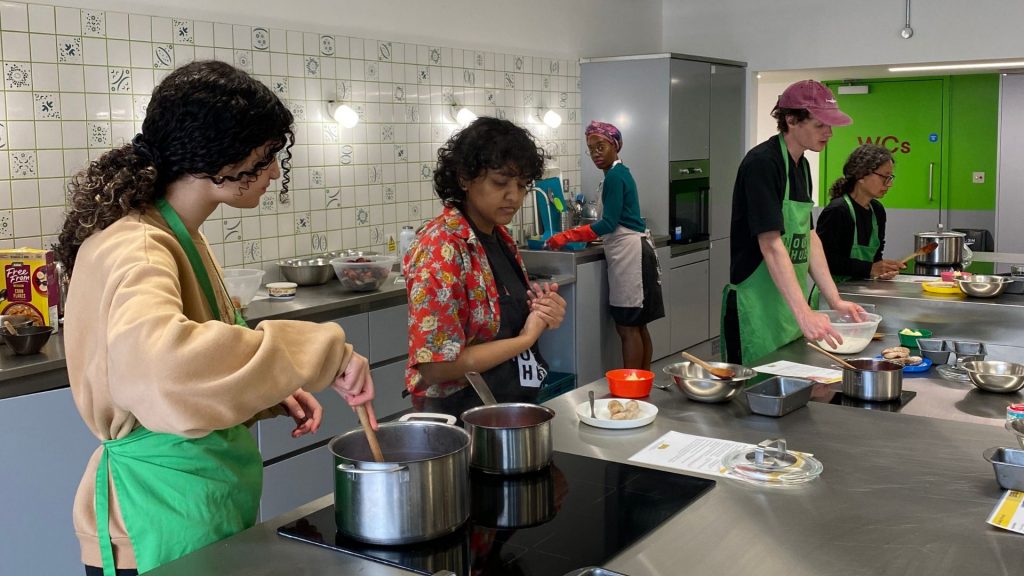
[[973, 172, 986, 184]]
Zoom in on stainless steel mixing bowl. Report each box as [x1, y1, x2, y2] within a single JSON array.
[[662, 362, 756, 403], [961, 360, 1024, 393], [957, 275, 1014, 298], [277, 256, 334, 285]]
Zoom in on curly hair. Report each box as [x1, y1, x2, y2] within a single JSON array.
[[828, 144, 894, 199], [56, 60, 294, 274], [772, 107, 812, 133], [433, 117, 545, 206]]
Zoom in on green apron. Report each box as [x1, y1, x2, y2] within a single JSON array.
[[722, 135, 812, 365], [808, 194, 880, 309], [95, 198, 261, 575]]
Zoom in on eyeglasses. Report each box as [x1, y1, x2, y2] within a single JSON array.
[[872, 171, 896, 185]]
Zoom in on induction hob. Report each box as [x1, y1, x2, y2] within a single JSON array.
[[810, 388, 917, 412], [278, 451, 715, 576]]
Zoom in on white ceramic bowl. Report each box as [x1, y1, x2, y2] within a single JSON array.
[[814, 310, 882, 354], [222, 269, 265, 307]]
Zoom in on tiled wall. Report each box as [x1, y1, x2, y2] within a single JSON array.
[[0, 1, 581, 278]]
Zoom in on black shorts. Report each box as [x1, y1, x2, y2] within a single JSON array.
[[609, 239, 665, 327]]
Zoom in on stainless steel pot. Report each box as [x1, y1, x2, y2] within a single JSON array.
[[839, 358, 904, 402], [330, 413, 470, 545], [470, 465, 556, 529], [461, 403, 555, 475], [915, 230, 966, 266]]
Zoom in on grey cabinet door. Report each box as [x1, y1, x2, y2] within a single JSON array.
[[260, 444, 333, 521], [574, 259, 621, 384], [669, 59, 711, 161], [710, 64, 745, 241], [670, 260, 710, 351], [368, 303, 409, 364], [649, 246, 673, 360], [370, 359, 411, 420], [709, 238, 731, 339], [0, 386, 99, 575]]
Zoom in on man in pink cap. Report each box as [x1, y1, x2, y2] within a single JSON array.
[[721, 80, 866, 365]]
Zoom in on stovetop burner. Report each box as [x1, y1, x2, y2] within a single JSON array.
[[277, 452, 715, 576], [810, 387, 917, 412]]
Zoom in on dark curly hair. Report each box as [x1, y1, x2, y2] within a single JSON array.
[[433, 117, 545, 206], [56, 60, 294, 274], [829, 144, 894, 199], [772, 107, 812, 133]]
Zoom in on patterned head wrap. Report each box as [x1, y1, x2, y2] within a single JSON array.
[[585, 121, 622, 152]]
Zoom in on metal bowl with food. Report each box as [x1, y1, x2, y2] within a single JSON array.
[[957, 275, 1015, 298], [662, 362, 756, 403], [961, 360, 1024, 393]]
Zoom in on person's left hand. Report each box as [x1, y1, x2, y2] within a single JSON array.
[[280, 388, 323, 438], [331, 352, 378, 430], [832, 299, 866, 322], [527, 282, 566, 329]]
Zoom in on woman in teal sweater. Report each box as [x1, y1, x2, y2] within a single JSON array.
[[548, 121, 665, 369]]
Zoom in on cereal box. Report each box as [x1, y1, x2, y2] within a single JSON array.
[[0, 248, 58, 331]]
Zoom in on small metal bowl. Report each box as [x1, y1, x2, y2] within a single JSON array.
[[957, 275, 1014, 298], [744, 376, 814, 417], [961, 360, 1024, 393], [662, 362, 756, 403], [952, 340, 987, 365], [277, 256, 334, 286], [983, 446, 1024, 491]]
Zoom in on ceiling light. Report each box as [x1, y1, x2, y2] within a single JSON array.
[[889, 61, 1024, 72], [448, 104, 476, 127], [327, 101, 359, 128]]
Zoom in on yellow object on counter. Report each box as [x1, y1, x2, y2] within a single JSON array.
[[921, 281, 962, 295]]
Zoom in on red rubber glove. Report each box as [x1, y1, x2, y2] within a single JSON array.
[[546, 225, 598, 250]]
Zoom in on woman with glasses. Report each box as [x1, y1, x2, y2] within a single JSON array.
[[815, 144, 905, 297]]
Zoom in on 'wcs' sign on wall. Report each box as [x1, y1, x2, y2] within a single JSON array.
[[856, 136, 911, 154]]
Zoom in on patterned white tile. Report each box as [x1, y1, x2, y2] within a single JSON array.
[[10, 151, 36, 178], [251, 27, 268, 51], [153, 44, 173, 69], [4, 63, 31, 90], [319, 35, 335, 56], [87, 121, 111, 147], [173, 18, 193, 44], [81, 10, 105, 37], [57, 36, 83, 64], [294, 212, 311, 233], [304, 56, 319, 77], [108, 67, 130, 92], [33, 93, 60, 120], [234, 50, 252, 73]]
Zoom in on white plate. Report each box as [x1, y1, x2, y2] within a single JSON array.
[[576, 398, 658, 429]]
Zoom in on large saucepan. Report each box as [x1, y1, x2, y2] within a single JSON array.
[[837, 358, 904, 402], [915, 230, 966, 266], [329, 413, 470, 545], [463, 372, 555, 475]]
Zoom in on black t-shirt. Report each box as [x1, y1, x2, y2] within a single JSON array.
[[476, 227, 528, 300], [729, 136, 814, 285], [815, 196, 887, 279]]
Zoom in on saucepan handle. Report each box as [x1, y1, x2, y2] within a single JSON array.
[[337, 463, 406, 475], [399, 412, 457, 425]]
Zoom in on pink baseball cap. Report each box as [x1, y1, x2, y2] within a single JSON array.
[[774, 80, 852, 127]]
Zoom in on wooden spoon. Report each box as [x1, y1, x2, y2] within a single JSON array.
[[806, 342, 858, 370], [3, 320, 18, 336], [899, 241, 939, 265], [355, 405, 384, 463], [681, 351, 735, 379]]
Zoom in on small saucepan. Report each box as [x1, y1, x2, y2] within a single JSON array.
[[462, 371, 554, 475], [834, 358, 904, 402]]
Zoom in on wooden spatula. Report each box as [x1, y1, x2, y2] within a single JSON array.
[[355, 405, 384, 463], [806, 342, 857, 370], [899, 242, 939, 265], [681, 351, 735, 379]]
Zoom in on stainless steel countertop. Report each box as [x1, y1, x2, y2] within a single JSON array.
[[148, 355, 1024, 576]]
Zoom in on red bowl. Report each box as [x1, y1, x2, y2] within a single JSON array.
[[606, 369, 655, 398]]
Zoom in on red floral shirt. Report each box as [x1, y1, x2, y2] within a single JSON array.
[[404, 206, 529, 398]]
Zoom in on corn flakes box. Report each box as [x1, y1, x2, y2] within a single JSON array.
[[0, 248, 58, 331]]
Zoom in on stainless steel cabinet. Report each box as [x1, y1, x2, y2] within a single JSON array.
[[368, 304, 409, 363], [669, 257, 710, 352], [710, 64, 745, 241], [0, 385, 99, 575], [575, 259, 621, 384], [670, 59, 711, 161], [708, 238, 730, 339], [370, 359, 410, 419], [649, 245, 673, 360]]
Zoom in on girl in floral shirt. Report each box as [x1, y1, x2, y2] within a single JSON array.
[[404, 117, 567, 418]]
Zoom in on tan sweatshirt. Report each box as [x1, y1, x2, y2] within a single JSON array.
[[65, 208, 353, 568]]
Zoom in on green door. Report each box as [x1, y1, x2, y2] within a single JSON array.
[[822, 79, 945, 216]]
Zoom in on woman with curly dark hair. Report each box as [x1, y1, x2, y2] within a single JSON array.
[[59, 61, 376, 576], [403, 117, 566, 418]]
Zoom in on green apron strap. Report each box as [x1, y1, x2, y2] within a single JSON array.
[[155, 197, 224, 322], [95, 447, 116, 576]]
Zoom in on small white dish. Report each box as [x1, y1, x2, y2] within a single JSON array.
[[575, 398, 658, 429], [267, 281, 297, 299]]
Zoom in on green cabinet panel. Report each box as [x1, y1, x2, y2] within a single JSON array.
[[822, 79, 945, 211], [948, 75, 999, 211]]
